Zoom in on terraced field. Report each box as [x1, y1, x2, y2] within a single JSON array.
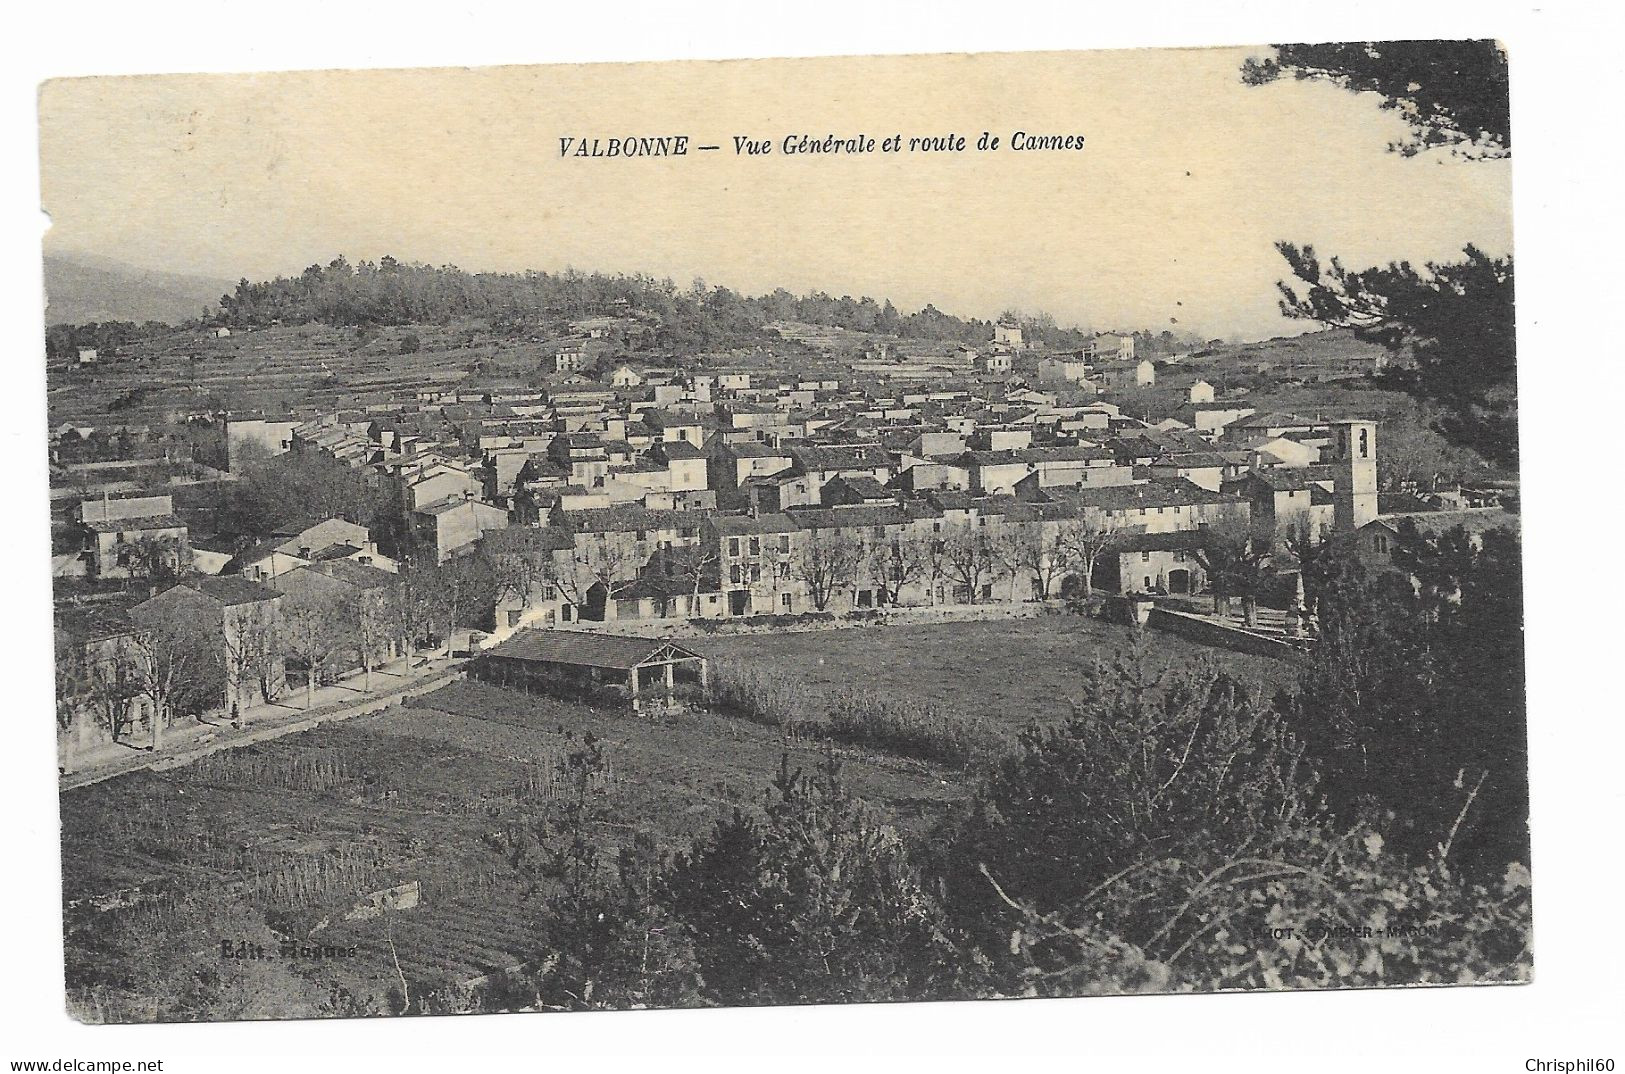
[[46, 321, 549, 426], [60, 679, 964, 1018]]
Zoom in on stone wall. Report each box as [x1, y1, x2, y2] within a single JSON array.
[[1146, 607, 1311, 666]]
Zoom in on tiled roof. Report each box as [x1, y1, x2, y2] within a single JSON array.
[[55, 600, 144, 642], [726, 441, 792, 458], [1229, 469, 1312, 493], [788, 442, 892, 471], [480, 526, 576, 554], [81, 514, 187, 533], [1151, 451, 1235, 469], [786, 504, 918, 529], [482, 629, 703, 671], [312, 560, 398, 590], [711, 512, 800, 536], [1013, 445, 1117, 464], [190, 577, 281, 606], [828, 475, 894, 500], [1053, 479, 1242, 510], [563, 505, 701, 533], [1232, 411, 1318, 428], [655, 440, 706, 460], [309, 543, 364, 562]]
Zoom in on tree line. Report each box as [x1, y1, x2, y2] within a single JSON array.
[[56, 552, 499, 755], [210, 257, 1160, 354]]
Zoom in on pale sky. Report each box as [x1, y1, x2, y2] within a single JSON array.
[[38, 47, 1512, 341]]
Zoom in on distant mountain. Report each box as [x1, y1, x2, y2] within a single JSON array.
[[42, 252, 235, 327]]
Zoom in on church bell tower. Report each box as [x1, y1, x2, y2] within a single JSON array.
[[1332, 419, 1378, 532]]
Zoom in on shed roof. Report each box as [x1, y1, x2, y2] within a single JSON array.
[[481, 629, 704, 671]]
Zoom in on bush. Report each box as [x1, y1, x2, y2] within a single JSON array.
[[932, 641, 1532, 996], [704, 660, 1004, 766], [660, 755, 969, 1005]]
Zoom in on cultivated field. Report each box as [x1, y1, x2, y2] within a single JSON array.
[[59, 678, 965, 1018], [692, 615, 1296, 728]]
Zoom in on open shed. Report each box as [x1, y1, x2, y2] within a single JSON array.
[[471, 629, 709, 702]]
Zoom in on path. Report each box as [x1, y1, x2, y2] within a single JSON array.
[[59, 647, 468, 791]]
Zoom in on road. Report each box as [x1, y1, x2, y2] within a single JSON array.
[[59, 649, 466, 792]]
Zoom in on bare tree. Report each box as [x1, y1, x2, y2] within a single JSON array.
[[130, 601, 220, 745], [674, 544, 721, 616], [353, 585, 397, 692], [540, 549, 595, 620], [219, 599, 282, 723], [81, 635, 147, 744], [790, 528, 864, 612], [424, 555, 497, 664], [1004, 521, 1072, 601], [870, 533, 932, 607], [280, 589, 350, 709], [54, 632, 91, 771], [1055, 514, 1120, 600], [941, 525, 998, 605], [490, 546, 550, 623], [576, 534, 640, 617], [394, 560, 441, 665]]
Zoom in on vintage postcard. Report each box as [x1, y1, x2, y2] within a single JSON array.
[[40, 42, 1527, 1023]]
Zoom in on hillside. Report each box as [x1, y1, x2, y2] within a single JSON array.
[[43, 251, 233, 327]]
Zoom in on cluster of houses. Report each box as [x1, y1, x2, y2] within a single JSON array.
[[52, 322, 1516, 753], [71, 361, 1405, 622]]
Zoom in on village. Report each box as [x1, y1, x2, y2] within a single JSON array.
[[30, 28, 1559, 1036], [48, 311, 1515, 775]]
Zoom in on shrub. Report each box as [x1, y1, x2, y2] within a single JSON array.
[[660, 754, 968, 1005], [704, 660, 1004, 766], [933, 640, 1532, 995]]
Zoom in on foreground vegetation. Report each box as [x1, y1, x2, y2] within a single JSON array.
[[60, 527, 1529, 1019]]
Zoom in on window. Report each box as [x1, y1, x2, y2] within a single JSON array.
[[749, 537, 761, 555], [1374, 534, 1389, 554], [750, 565, 761, 582], [1144, 576, 1152, 588], [728, 537, 741, 556], [1174, 550, 1187, 563], [1141, 551, 1151, 562], [778, 562, 790, 580], [780, 593, 792, 610], [730, 564, 743, 584], [779, 535, 790, 552]]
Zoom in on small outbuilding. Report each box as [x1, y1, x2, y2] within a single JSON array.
[[471, 629, 709, 702]]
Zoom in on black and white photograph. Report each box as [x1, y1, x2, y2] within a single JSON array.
[[6, 6, 1622, 1069]]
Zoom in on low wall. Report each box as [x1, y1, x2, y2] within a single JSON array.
[[61, 668, 463, 791], [1146, 608, 1312, 666], [559, 600, 1059, 639]]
